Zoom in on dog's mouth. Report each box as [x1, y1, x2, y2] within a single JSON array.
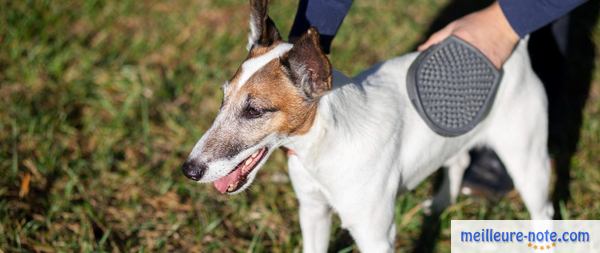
[[213, 147, 268, 194]]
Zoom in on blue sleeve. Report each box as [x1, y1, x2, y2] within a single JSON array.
[[289, 0, 353, 53], [499, 0, 587, 37]]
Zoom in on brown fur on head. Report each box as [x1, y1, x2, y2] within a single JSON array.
[[231, 27, 332, 137], [182, 0, 332, 191]]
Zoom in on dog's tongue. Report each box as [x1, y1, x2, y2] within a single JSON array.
[[214, 167, 242, 193]]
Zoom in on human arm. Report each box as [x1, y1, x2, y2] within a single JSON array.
[[499, 0, 586, 37], [419, 0, 586, 68], [288, 0, 353, 54]]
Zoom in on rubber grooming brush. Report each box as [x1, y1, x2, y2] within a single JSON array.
[[407, 35, 503, 137]]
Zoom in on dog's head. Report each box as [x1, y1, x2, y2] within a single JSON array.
[[181, 0, 332, 194]]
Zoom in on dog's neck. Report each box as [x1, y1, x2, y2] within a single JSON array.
[[284, 68, 406, 169]]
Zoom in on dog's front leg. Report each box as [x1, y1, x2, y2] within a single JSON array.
[[288, 155, 332, 253], [341, 196, 396, 253]]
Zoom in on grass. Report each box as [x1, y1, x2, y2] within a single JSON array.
[[1, 0, 599, 252]]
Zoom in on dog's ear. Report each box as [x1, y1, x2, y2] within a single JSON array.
[[247, 0, 281, 50], [285, 27, 333, 100]]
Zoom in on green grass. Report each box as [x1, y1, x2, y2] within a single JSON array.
[[1, 0, 599, 252]]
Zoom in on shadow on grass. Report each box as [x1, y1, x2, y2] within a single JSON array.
[[328, 229, 355, 253], [529, 0, 599, 220], [411, 212, 442, 253]]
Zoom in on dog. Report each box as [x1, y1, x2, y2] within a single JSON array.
[[182, 0, 554, 252]]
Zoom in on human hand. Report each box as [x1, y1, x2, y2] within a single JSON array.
[[418, 1, 519, 69]]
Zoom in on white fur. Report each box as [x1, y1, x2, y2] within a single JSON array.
[[247, 13, 260, 51], [237, 43, 293, 88], [282, 40, 553, 252]]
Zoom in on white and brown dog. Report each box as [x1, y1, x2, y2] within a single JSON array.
[[182, 0, 553, 252]]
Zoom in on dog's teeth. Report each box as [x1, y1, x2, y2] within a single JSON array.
[[251, 152, 258, 158], [245, 158, 252, 165], [228, 184, 235, 191]]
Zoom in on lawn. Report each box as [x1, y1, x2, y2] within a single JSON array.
[[1, 0, 599, 252]]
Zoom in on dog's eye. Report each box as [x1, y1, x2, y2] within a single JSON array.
[[243, 105, 263, 119]]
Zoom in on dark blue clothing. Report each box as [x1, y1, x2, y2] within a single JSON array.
[[289, 0, 587, 52], [499, 0, 587, 37], [289, 0, 353, 53]]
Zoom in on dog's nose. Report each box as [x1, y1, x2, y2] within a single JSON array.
[[181, 160, 206, 181]]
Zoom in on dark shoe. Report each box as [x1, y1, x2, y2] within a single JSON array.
[[461, 147, 514, 201]]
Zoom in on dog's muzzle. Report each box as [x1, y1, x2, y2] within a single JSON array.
[[181, 160, 207, 181]]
